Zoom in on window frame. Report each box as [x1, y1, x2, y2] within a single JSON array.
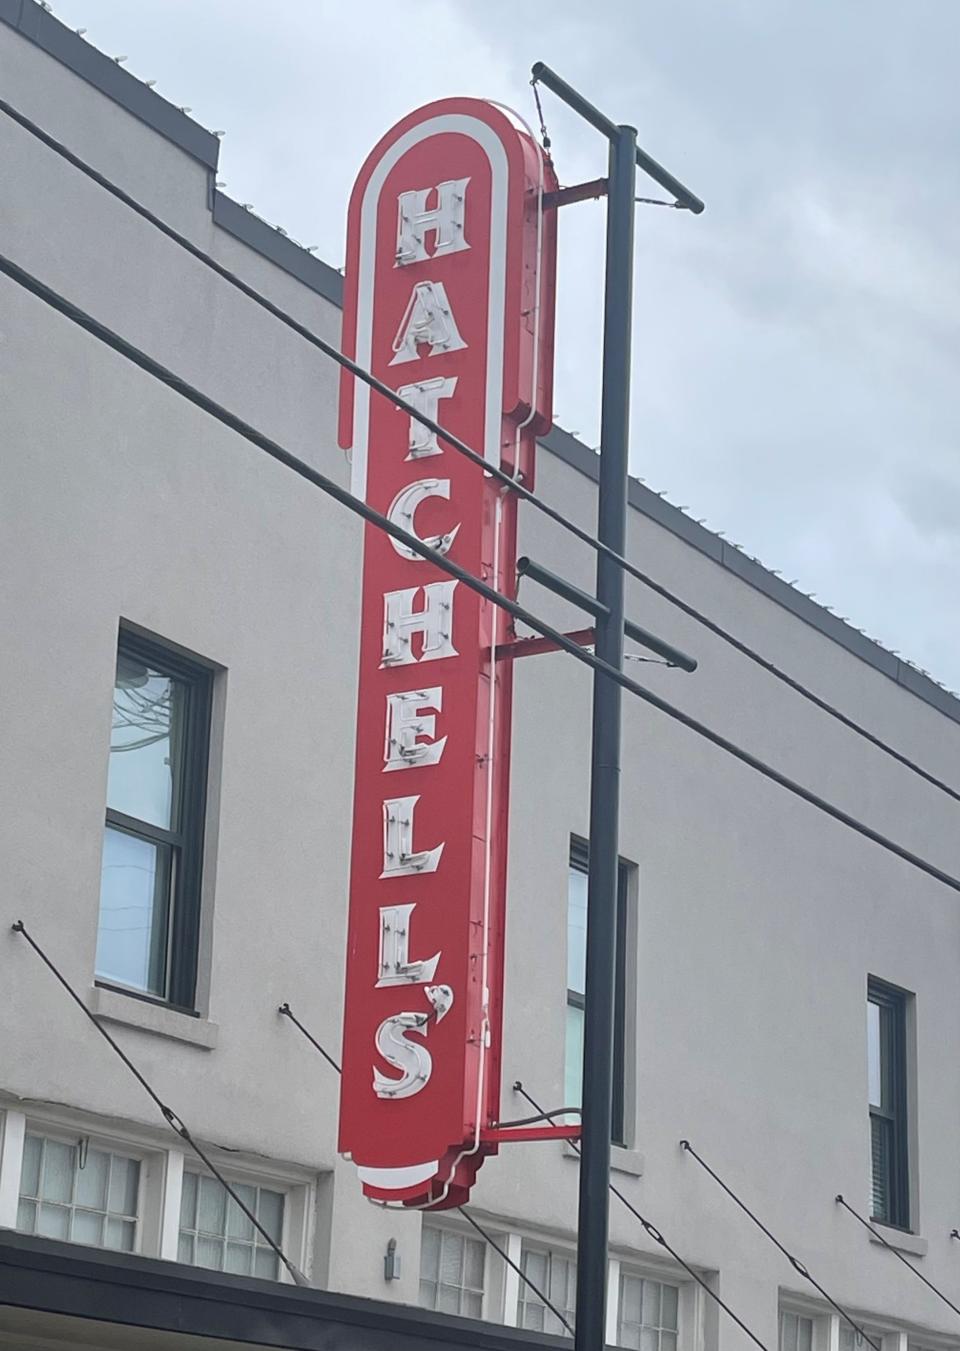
[[0, 1109, 315, 1283], [419, 1220, 488, 1319], [14, 1124, 146, 1255], [779, 1311, 816, 1351], [616, 1269, 681, 1351], [867, 977, 910, 1231], [516, 1238, 578, 1338], [502, 1235, 697, 1348], [98, 627, 213, 1011], [177, 1166, 288, 1281], [567, 837, 630, 1147]]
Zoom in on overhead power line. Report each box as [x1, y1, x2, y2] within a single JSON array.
[[616, 561, 960, 807], [512, 1084, 771, 1351], [835, 1194, 960, 1321], [10, 921, 309, 1287], [3, 96, 958, 807], [680, 1141, 880, 1351], [277, 1001, 574, 1332], [4, 247, 960, 901], [0, 250, 665, 702], [0, 98, 606, 558]]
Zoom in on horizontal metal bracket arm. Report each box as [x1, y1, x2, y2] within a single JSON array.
[[532, 61, 705, 214], [495, 628, 596, 662], [517, 556, 698, 671], [542, 178, 608, 210], [480, 1124, 582, 1145]]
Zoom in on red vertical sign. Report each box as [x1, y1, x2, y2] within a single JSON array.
[[337, 99, 556, 1209]]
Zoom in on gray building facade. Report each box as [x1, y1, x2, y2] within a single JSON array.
[[2, 5, 960, 1349]]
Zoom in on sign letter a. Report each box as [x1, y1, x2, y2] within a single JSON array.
[[390, 282, 466, 366]]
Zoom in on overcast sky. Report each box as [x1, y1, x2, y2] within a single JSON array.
[[48, 0, 960, 692]]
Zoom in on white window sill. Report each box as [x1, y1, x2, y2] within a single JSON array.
[[562, 1141, 644, 1177], [86, 985, 219, 1050], [868, 1223, 927, 1258]]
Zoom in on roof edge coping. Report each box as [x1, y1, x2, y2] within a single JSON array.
[[539, 426, 960, 727], [4, 0, 220, 168]]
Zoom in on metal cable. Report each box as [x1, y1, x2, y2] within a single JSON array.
[[10, 921, 309, 1286], [513, 1084, 771, 1351], [278, 1002, 341, 1073], [680, 1141, 880, 1351], [495, 1108, 581, 1129], [835, 1194, 960, 1320], [5, 247, 960, 900], [3, 96, 957, 807], [530, 77, 552, 152], [279, 1004, 767, 1344], [276, 1002, 575, 1330]]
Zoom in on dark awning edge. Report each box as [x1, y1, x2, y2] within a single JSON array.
[[0, 1229, 571, 1351]]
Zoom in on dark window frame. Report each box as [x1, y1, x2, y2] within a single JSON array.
[[868, 977, 910, 1231], [568, 837, 630, 1147], [98, 628, 213, 1012]]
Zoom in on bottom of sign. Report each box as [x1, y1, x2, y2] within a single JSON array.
[[353, 1145, 497, 1210]]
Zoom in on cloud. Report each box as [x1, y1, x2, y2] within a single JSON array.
[[43, 0, 960, 688]]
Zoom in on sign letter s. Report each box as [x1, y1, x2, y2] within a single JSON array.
[[372, 985, 454, 1100]]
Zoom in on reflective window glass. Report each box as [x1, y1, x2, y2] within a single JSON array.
[[867, 1000, 881, 1108], [618, 1274, 680, 1351], [107, 656, 183, 830], [517, 1243, 576, 1337], [565, 840, 630, 1145], [419, 1224, 486, 1319], [95, 827, 172, 995], [178, 1172, 284, 1280], [17, 1133, 139, 1253], [567, 865, 588, 996]]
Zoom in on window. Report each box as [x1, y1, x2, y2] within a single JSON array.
[[517, 1242, 576, 1337], [780, 1314, 814, 1351], [840, 1325, 884, 1351], [868, 979, 910, 1229], [177, 1171, 285, 1279], [565, 838, 630, 1145], [96, 629, 212, 1008], [419, 1224, 486, 1317], [618, 1274, 679, 1351], [17, 1133, 140, 1251]]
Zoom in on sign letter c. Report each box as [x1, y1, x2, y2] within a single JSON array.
[[387, 479, 461, 560]]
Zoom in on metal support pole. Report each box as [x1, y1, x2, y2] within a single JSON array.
[[575, 124, 637, 1351]]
